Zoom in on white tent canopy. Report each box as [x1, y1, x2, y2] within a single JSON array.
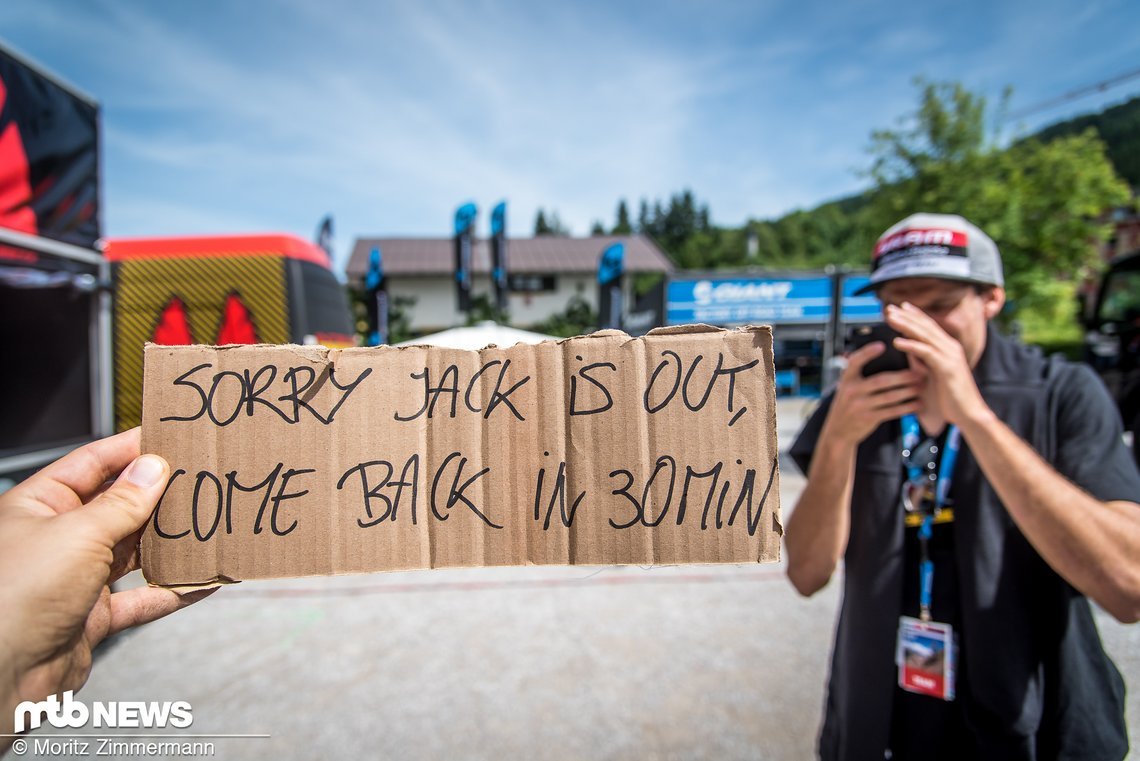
[[394, 321, 558, 351]]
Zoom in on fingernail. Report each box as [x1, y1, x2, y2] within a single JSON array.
[[127, 455, 166, 488]]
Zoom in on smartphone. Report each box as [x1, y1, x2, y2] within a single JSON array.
[[846, 323, 909, 376]]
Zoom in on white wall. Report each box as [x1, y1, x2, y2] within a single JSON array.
[[507, 274, 594, 327], [392, 273, 608, 332]]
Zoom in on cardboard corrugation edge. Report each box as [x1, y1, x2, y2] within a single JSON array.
[[733, 325, 785, 560], [327, 347, 346, 577], [642, 323, 726, 336], [633, 325, 784, 563], [155, 581, 232, 594], [140, 343, 252, 588], [723, 326, 784, 553], [635, 334, 657, 565], [138, 344, 183, 588], [144, 325, 747, 356]]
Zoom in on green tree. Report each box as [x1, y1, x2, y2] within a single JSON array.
[[674, 228, 720, 269], [637, 199, 650, 233], [652, 201, 665, 235], [774, 211, 810, 266], [634, 189, 715, 261], [534, 208, 551, 235], [752, 222, 781, 261], [590, 220, 606, 236], [1031, 96, 1140, 189], [387, 294, 417, 344], [349, 289, 416, 344], [465, 293, 506, 325], [613, 200, 633, 234], [868, 80, 988, 187], [531, 294, 596, 337], [865, 79, 1130, 340], [535, 208, 571, 236]]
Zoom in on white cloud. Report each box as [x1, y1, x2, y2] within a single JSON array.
[[3, 0, 1139, 264]]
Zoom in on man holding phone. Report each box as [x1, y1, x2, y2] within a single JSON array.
[[785, 213, 1140, 760]]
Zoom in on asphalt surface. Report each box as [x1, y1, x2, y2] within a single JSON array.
[[7, 398, 1137, 760]]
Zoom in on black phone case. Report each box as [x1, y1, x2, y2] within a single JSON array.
[[847, 324, 909, 376]]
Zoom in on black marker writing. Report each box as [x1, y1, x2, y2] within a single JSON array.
[[154, 463, 312, 541], [533, 457, 586, 529], [569, 356, 616, 416], [643, 351, 759, 426], [339, 453, 501, 529], [606, 456, 776, 536], [395, 361, 530, 422], [159, 363, 371, 426], [338, 455, 421, 528], [430, 452, 500, 528], [608, 455, 677, 529]]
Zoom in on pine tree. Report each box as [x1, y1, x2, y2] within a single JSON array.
[[534, 209, 552, 236], [613, 200, 633, 234]]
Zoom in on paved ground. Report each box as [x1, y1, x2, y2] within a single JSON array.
[[7, 398, 1137, 760]]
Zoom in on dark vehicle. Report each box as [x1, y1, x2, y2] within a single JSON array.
[[0, 43, 110, 485], [1084, 250, 1140, 467]]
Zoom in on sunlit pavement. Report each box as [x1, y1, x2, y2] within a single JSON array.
[[20, 398, 1136, 761]]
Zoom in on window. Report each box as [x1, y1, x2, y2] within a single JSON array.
[[1098, 270, 1140, 324], [508, 274, 557, 293]]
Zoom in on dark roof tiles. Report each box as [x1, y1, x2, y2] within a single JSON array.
[[347, 235, 673, 278]]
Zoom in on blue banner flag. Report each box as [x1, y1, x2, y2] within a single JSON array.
[[454, 203, 478, 235], [453, 202, 477, 313], [491, 201, 509, 315], [598, 242, 624, 329], [598, 242, 624, 285], [365, 246, 389, 345]]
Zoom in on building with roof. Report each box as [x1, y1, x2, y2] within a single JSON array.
[[345, 235, 673, 333]]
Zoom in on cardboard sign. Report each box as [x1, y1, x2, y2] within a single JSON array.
[[140, 326, 782, 587]]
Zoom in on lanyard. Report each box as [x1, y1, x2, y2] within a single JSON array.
[[900, 414, 961, 621]]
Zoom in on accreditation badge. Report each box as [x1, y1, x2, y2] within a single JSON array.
[[896, 616, 956, 700]]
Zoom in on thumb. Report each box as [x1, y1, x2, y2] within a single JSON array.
[[79, 454, 171, 545]]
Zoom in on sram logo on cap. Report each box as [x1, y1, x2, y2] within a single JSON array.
[[875, 228, 967, 258]]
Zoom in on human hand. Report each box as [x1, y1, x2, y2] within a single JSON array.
[[823, 340, 925, 446], [885, 302, 988, 426], [0, 429, 214, 738]]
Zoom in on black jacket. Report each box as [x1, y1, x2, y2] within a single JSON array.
[[791, 326, 1139, 761]]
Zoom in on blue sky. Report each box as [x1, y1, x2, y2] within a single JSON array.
[[3, 0, 1139, 271]]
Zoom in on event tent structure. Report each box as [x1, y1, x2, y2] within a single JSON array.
[[394, 321, 558, 351]]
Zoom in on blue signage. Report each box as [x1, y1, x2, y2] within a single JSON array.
[[840, 276, 882, 322], [667, 277, 832, 325], [598, 242, 624, 285]]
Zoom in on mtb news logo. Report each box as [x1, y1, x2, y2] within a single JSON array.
[[13, 691, 193, 733]]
